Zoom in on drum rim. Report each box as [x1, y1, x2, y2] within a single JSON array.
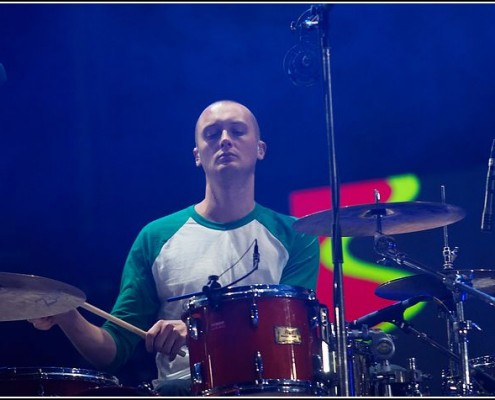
[[186, 283, 317, 308], [199, 378, 321, 396], [0, 366, 119, 385], [470, 354, 495, 366]]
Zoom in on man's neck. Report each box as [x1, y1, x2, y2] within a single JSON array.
[[195, 178, 256, 223]]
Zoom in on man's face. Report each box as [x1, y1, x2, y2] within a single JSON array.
[[193, 102, 265, 177]]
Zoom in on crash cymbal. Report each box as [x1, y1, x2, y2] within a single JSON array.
[[375, 269, 495, 301], [0, 272, 86, 321], [292, 201, 466, 237]]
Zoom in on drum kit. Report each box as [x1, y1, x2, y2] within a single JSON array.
[[280, 3, 495, 396], [179, 199, 495, 397], [1, 199, 495, 397]]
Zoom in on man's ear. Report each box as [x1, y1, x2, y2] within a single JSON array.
[[193, 147, 201, 166], [257, 140, 267, 160]]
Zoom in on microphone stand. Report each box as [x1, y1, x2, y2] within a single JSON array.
[[293, 5, 350, 396]]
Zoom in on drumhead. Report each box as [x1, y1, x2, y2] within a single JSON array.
[[0, 366, 119, 386], [185, 284, 317, 309]]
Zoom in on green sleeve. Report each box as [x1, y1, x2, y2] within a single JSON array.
[[279, 232, 320, 290], [254, 204, 320, 291], [101, 228, 161, 373]]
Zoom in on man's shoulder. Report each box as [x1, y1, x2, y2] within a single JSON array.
[[141, 205, 195, 234], [255, 203, 297, 224], [255, 203, 318, 245]]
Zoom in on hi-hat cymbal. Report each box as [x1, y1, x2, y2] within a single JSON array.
[[375, 269, 495, 301], [0, 272, 86, 321], [292, 201, 466, 237]]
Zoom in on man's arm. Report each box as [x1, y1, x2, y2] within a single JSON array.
[[29, 309, 117, 368]]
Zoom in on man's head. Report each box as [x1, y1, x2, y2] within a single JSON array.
[[193, 100, 266, 176]]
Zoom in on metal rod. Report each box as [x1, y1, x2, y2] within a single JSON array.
[[453, 295, 474, 395], [315, 5, 350, 395]]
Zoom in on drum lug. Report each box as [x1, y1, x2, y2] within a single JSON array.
[[37, 383, 46, 396], [312, 353, 323, 372], [310, 307, 320, 330], [255, 351, 264, 379], [250, 303, 259, 327], [318, 305, 329, 340], [187, 316, 198, 341], [192, 362, 203, 385]]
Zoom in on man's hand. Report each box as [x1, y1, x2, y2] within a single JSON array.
[[145, 320, 188, 361], [27, 316, 57, 330], [27, 309, 77, 331]]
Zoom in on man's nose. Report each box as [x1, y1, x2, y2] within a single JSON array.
[[220, 130, 232, 147]]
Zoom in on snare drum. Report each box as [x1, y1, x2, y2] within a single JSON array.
[[0, 367, 119, 396], [182, 284, 329, 396]]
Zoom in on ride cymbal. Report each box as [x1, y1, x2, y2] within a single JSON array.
[[292, 201, 466, 237], [0, 272, 86, 321], [375, 269, 495, 301]]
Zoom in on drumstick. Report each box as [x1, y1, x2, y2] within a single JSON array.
[[80, 302, 186, 357]]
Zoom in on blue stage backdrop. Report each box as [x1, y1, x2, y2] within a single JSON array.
[[0, 3, 494, 396]]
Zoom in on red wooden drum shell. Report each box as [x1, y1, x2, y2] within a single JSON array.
[[183, 284, 327, 396]]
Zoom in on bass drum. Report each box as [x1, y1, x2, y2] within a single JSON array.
[[182, 284, 330, 396], [0, 366, 119, 396]]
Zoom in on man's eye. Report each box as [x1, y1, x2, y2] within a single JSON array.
[[204, 129, 220, 138], [232, 128, 245, 136]]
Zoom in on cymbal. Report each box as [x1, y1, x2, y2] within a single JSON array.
[[375, 269, 495, 301], [292, 201, 466, 237], [0, 272, 86, 321]]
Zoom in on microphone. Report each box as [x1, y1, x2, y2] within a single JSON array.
[[349, 296, 428, 329], [370, 330, 396, 361], [253, 239, 259, 265], [481, 139, 495, 232], [283, 41, 320, 87], [226, 239, 260, 289], [167, 239, 259, 303]]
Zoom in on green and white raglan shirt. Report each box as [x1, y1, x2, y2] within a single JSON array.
[[101, 202, 320, 387]]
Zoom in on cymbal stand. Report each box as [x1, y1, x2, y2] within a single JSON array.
[[373, 234, 495, 396], [287, 5, 350, 395], [393, 317, 495, 395], [440, 185, 484, 395], [439, 185, 462, 390], [373, 234, 495, 307]]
